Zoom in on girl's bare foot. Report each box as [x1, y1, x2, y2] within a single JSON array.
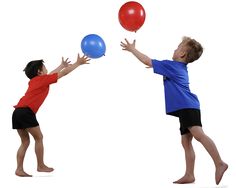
[[173, 174, 195, 184], [15, 169, 32, 177], [37, 165, 54, 172], [215, 162, 228, 185]]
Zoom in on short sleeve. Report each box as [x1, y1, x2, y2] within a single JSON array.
[[152, 59, 176, 78], [31, 73, 58, 89], [41, 73, 58, 86]]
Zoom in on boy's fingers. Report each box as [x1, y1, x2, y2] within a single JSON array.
[[120, 42, 125, 46]]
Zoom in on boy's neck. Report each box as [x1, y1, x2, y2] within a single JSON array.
[[173, 58, 188, 64]]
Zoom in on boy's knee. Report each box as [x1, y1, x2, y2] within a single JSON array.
[[192, 133, 205, 142], [181, 138, 193, 149], [189, 126, 204, 142], [181, 139, 191, 149]]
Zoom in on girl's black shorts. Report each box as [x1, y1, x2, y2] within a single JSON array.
[[12, 107, 39, 129]]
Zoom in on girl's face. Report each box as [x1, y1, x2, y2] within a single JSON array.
[[38, 64, 48, 75]]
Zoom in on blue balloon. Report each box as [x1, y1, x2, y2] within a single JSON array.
[[81, 34, 106, 59]]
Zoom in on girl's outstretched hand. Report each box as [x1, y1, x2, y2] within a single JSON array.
[[76, 53, 91, 65], [61, 57, 71, 68]]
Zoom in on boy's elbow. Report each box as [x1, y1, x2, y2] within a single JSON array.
[[145, 59, 152, 67]]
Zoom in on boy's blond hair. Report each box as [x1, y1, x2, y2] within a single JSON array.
[[182, 36, 203, 63]]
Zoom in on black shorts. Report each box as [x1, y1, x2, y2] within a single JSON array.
[[170, 108, 202, 135], [12, 107, 39, 129]]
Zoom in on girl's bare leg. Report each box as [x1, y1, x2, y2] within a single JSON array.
[[15, 129, 32, 177], [27, 126, 54, 172], [189, 126, 228, 185], [174, 133, 195, 184]]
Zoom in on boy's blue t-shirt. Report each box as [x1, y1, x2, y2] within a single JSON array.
[[152, 59, 200, 115]]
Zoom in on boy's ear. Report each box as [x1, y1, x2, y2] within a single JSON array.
[[180, 51, 186, 58]]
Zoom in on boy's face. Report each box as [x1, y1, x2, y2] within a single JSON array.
[[172, 42, 187, 62], [38, 65, 48, 75]]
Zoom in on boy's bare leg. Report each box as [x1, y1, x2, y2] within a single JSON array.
[[27, 126, 54, 172], [189, 126, 228, 185], [174, 133, 195, 184], [15, 129, 32, 177]]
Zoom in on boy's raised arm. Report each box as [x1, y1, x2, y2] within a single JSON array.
[[120, 38, 152, 67]]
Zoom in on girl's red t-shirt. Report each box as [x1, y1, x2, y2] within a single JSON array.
[[14, 73, 58, 113]]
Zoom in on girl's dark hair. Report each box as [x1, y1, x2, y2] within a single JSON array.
[[23, 59, 44, 79]]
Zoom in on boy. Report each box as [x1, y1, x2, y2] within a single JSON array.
[[120, 37, 228, 185], [12, 53, 90, 177]]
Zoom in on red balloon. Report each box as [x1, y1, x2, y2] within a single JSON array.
[[118, 1, 146, 32]]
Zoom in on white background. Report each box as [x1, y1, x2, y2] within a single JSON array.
[[0, 0, 235, 187]]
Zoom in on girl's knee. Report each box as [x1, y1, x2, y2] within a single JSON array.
[[27, 127, 43, 141], [22, 139, 30, 147], [33, 133, 43, 141]]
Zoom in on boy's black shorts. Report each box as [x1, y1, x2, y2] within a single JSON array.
[[169, 108, 202, 135], [12, 107, 39, 129]]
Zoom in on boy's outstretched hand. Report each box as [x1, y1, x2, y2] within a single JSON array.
[[120, 38, 136, 52], [120, 38, 152, 67], [76, 53, 91, 65]]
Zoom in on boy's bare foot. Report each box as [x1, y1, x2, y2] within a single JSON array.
[[173, 174, 195, 184], [215, 162, 228, 185], [15, 169, 32, 177], [37, 165, 54, 173]]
